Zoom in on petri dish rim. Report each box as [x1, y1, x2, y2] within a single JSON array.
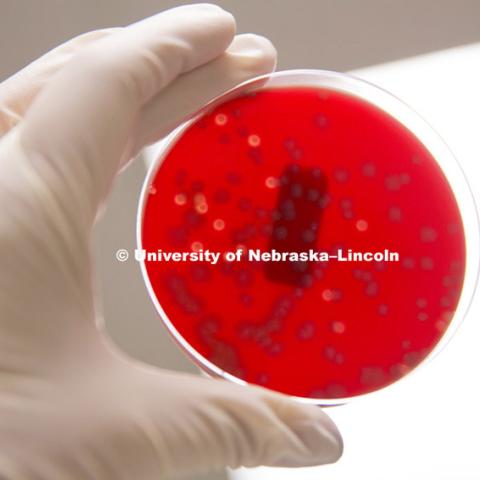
[[136, 69, 480, 406]]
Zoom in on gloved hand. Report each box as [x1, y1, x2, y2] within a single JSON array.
[[0, 4, 342, 479]]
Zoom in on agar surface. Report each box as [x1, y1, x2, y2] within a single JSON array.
[[142, 87, 465, 400]]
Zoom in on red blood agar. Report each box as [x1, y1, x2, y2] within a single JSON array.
[[141, 85, 466, 401]]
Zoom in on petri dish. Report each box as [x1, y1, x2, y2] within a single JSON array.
[[137, 70, 479, 405]]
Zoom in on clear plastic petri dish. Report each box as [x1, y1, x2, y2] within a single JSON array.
[[137, 69, 479, 405]]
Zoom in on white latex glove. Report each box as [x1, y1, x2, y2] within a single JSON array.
[[0, 5, 343, 479]]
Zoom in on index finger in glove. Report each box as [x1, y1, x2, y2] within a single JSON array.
[[0, 28, 119, 135], [18, 4, 236, 204]]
